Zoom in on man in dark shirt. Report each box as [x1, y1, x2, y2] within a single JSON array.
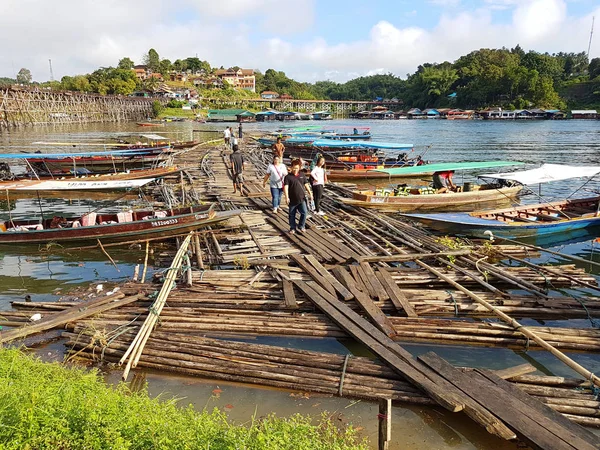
[[230, 147, 245, 195], [283, 159, 313, 233]]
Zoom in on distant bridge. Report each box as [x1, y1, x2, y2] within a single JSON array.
[[202, 97, 402, 116]]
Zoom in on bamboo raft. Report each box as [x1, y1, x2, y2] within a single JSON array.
[[2, 141, 600, 449]]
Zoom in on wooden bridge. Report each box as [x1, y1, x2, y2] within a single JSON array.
[[0, 86, 160, 128], [203, 97, 402, 116]]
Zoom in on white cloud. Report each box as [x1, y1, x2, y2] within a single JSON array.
[[0, 0, 597, 84], [428, 0, 461, 6]]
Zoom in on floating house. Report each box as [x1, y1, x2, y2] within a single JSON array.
[[406, 108, 425, 119], [255, 111, 278, 122], [371, 109, 395, 120], [312, 111, 332, 120], [446, 109, 474, 120], [545, 110, 566, 120], [275, 111, 297, 121], [349, 110, 372, 119], [423, 109, 441, 119], [571, 110, 598, 119], [207, 109, 255, 122]]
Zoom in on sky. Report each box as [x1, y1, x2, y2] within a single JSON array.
[[0, 0, 599, 83]]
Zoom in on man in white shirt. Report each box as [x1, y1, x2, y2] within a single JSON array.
[[223, 127, 231, 146]]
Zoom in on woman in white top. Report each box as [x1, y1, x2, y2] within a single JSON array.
[[310, 156, 327, 215], [262, 155, 288, 213]]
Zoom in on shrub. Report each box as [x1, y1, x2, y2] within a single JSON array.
[[0, 348, 367, 450], [151, 100, 163, 117]]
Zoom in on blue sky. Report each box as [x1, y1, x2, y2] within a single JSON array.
[[0, 0, 598, 82]]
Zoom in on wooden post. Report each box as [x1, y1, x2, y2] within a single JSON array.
[[378, 398, 392, 450]]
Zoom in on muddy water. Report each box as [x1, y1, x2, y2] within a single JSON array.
[[3, 120, 600, 448]]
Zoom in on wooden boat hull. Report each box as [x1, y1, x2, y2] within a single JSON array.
[[342, 186, 522, 212], [0, 206, 238, 245], [405, 197, 600, 239], [327, 168, 433, 182], [28, 155, 171, 174], [0, 178, 153, 192]]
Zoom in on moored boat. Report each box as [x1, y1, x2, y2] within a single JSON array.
[[0, 177, 154, 193], [403, 164, 600, 239], [0, 205, 238, 245], [341, 161, 524, 212], [404, 197, 600, 239]]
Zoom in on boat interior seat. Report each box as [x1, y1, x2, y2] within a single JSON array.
[[117, 212, 133, 223], [536, 213, 563, 221]]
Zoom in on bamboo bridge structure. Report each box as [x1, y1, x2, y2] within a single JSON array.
[[0, 86, 161, 128], [2, 141, 600, 449], [203, 97, 401, 115]]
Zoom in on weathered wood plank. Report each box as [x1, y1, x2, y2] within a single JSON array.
[[304, 254, 354, 301], [376, 268, 418, 317], [290, 254, 336, 297], [360, 262, 390, 301], [294, 280, 465, 413], [494, 364, 537, 380], [477, 369, 600, 448], [0, 293, 142, 344], [419, 352, 586, 450], [281, 270, 298, 309], [349, 265, 377, 299], [332, 266, 362, 295]]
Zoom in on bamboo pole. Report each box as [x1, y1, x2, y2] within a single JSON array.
[[120, 232, 193, 380], [141, 241, 150, 284], [97, 239, 119, 271], [416, 259, 600, 387]]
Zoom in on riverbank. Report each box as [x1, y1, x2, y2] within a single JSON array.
[[0, 347, 366, 450]]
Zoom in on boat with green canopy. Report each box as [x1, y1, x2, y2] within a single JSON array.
[[341, 161, 525, 212]]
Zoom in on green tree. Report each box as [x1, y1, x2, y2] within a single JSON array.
[[589, 58, 600, 80], [142, 76, 160, 92], [419, 65, 458, 96], [173, 59, 187, 72], [184, 57, 211, 73], [152, 100, 163, 117], [159, 59, 172, 75], [144, 48, 160, 72], [16, 68, 32, 84], [118, 57, 135, 70]]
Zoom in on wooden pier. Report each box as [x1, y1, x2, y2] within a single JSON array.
[[2, 139, 600, 449]]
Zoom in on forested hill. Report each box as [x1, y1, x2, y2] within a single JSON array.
[[7, 46, 600, 110], [259, 47, 599, 110]]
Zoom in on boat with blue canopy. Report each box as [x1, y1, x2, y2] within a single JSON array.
[[342, 161, 525, 211], [403, 164, 600, 239]]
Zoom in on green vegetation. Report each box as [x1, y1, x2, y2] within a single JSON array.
[[158, 107, 198, 118], [151, 100, 163, 117], [0, 348, 367, 450]]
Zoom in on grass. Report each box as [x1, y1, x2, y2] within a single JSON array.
[[159, 107, 198, 119], [0, 348, 367, 450]]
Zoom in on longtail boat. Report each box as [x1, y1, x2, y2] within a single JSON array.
[[341, 161, 525, 212], [0, 205, 238, 245], [136, 121, 164, 127], [24, 149, 172, 174], [405, 197, 600, 239], [404, 164, 600, 239], [0, 178, 154, 193], [1, 166, 180, 182]]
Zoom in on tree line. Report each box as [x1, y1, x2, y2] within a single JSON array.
[[4, 46, 600, 109]]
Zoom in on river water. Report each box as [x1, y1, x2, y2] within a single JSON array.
[[1, 119, 600, 449]]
